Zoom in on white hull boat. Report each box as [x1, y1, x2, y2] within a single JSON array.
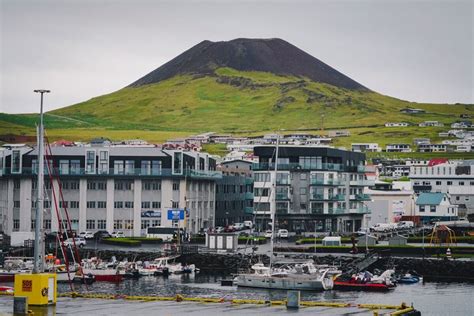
[[234, 273, 333, 291]]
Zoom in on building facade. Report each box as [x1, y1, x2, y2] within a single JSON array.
[[252, 146, 373, 234], [0, 145, 220, 238], [414, 193, 458, 222]]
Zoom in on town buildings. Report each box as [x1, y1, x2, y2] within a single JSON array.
[[251, 145, 373, 233], [0, 144, 220, 239]]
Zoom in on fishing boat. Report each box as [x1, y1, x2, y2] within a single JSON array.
[[234, 136, 334, 291], [0, 257, 34, 282]]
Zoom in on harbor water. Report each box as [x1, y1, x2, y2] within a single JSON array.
[[50, 273, 473, 315]]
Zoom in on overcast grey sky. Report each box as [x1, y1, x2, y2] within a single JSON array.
[[1, 0, 473, 113]]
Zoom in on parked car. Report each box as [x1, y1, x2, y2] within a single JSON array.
[[63, 237, 86, 248], [264, 230, 273, 238], [277, 229, 289, 238], [215, 226, 224, 233], [244, 221, 253, 229], [239, 232, 250, 237], [224, 226, 236, 233], [398, 221, 414, 229], [93, 230, 111, 240], [79, 231, 94, 239], [111, 231, 125, 238], [233, 223, 245, 231]]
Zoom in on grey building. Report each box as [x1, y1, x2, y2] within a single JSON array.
[[252, 146, 373, 233], [0, 144, 221, 240]]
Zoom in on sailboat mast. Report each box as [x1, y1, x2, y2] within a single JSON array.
[[269, 134, 280, 269], [33, 89, 49, 273]]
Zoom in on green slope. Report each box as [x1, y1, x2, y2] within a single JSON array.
[[1, 67, 473, 157]]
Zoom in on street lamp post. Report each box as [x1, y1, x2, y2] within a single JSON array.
[[33, 89, 50, 273]]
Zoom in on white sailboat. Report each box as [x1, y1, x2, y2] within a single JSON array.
[[234, 135, 334, 291]]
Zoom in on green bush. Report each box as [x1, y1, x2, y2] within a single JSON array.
[[408, 236, 474, 244], [129, 237, 163, 244], [238, 237, 267, 245]]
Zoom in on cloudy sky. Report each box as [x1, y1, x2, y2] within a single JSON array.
[[1, 0, 472, 113]]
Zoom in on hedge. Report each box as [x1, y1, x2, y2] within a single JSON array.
[[274, 245, 474, 255], [238, 237, 267, 245], [408, 236, 474, 244], [102, 238, 141, 246]]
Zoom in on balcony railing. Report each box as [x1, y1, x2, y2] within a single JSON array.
[[310, 194, 345, 201], [310, 178, 342, 186], [276, 178, 290, 185], [276, 193, 290, 200], [244, 192, 254, 200], [349, 206, 371, 214], [252, 162, 366, 173], [276, 208, 288, 215], [1, 167, 222, 180], [244, 178, 254, 185], [354, 194, 371, 201], [244, 207, 254, 214]]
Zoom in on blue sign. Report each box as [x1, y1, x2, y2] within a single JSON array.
[[167, 209, 185, 220]]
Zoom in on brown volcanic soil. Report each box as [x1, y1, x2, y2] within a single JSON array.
[[128, 38, 368, 91]]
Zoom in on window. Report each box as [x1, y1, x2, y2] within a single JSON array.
[[124, 220, 133, 230], [87, 201, 96, 208], [114, 220, 123, 230], [70, 201, 79, 208], [125, 201, 134, 208], [311, 202, 324, 214], [59, 201, 68, 208], [70, 181, 79, 190], [151, 219, 160, 227], [98, 150, 109, 174], [419, 205, 425, 212], [447, 181, 452, 185], [300, 188, 307, 195], [43, 219, 51, 230], [14, 180, 20, 189], [12, 150, 21, 173], [172, 201, 179, 208], [173, 181, 180, 191], [142, 201, 151, 209], [300, 173, 307, 180], [115, 180, 133, 190], [152, 161, 162, 175], [97, 201, 107, 208], [44, 200, 51, 208], [254, 172, 270, 183], [436, 181, 441, 185], [31, 220, 36, 230], [97, 220, 106, 230], [87, 181, 97, 190], [97, 181, 107, 190], [59, 160, 69, 175], [61, 181, 69, 190], [254, 188, 269, 197], [86, 150, 95, 174], [13, 219, 19, 231], [114, 201, 123, 209], [152, 201, 161, 208], [459, 181, 464, 186], [70, 160, 81, 175], [141, 220, 150, 229], [430, 205, 436, 212], [173, 152, 183, 174], [300, 203, 307, 210], [86, 220, 96, 230], [114, 160, 124, 175], [141, 160, 151, 175], [125, 160, 135, 175], [14, 201, 20, 208]]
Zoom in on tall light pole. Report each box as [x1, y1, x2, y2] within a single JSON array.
[[33, 89, 50, 273]]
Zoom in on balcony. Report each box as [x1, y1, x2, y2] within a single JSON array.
[[253, 162, 346, 172], [350, 180, 375, 186], [244, 207, 254, 214], [310, 178, 342, 186], [276, 178, 290, 185], [244, 178, 254, 185], [244, 192, 254, 200], [275, 193, 290, 200], [2, 167, 222, 180], [276, 208, 288, 215], [330, 207, 346, 214], [353, 194, 371, 201], [349, 206, 371, 214], [310, 194, 345, 201]]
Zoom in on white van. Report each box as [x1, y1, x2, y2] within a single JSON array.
[[244, 221, 253, 229]]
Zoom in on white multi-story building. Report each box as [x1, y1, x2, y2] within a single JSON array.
[[410, 160, 474, 217], [0, 144, 221, 239], [385, 122, 409, 127], [386, 144, 412, 153], [351, 143, 381, 152], [418, 144, 447, 152], [252, 146, 374, 233]]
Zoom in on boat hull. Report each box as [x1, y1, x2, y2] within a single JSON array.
[[333, 281, 392, 292], [235, 274, 332, 291]]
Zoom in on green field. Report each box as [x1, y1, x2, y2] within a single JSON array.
[[1, 67, 472, 158]]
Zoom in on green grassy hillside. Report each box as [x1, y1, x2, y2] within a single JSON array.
[[1, 67, 473, 158]]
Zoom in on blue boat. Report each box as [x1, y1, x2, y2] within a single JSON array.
[[397, 275, 420, 284]]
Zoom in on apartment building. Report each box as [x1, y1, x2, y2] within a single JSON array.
[[386, 144, 412, 153], [0, 144, 220, 239], [410, 160, 474, 217], [252, 146, 373, 234], [418, 144, 447, 153], [351, 143, 381, 153]]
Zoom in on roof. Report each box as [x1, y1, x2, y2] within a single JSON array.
[[322, 237, 341, 241], [416, 193, 445, 205], [428, 158, 448, 166]]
